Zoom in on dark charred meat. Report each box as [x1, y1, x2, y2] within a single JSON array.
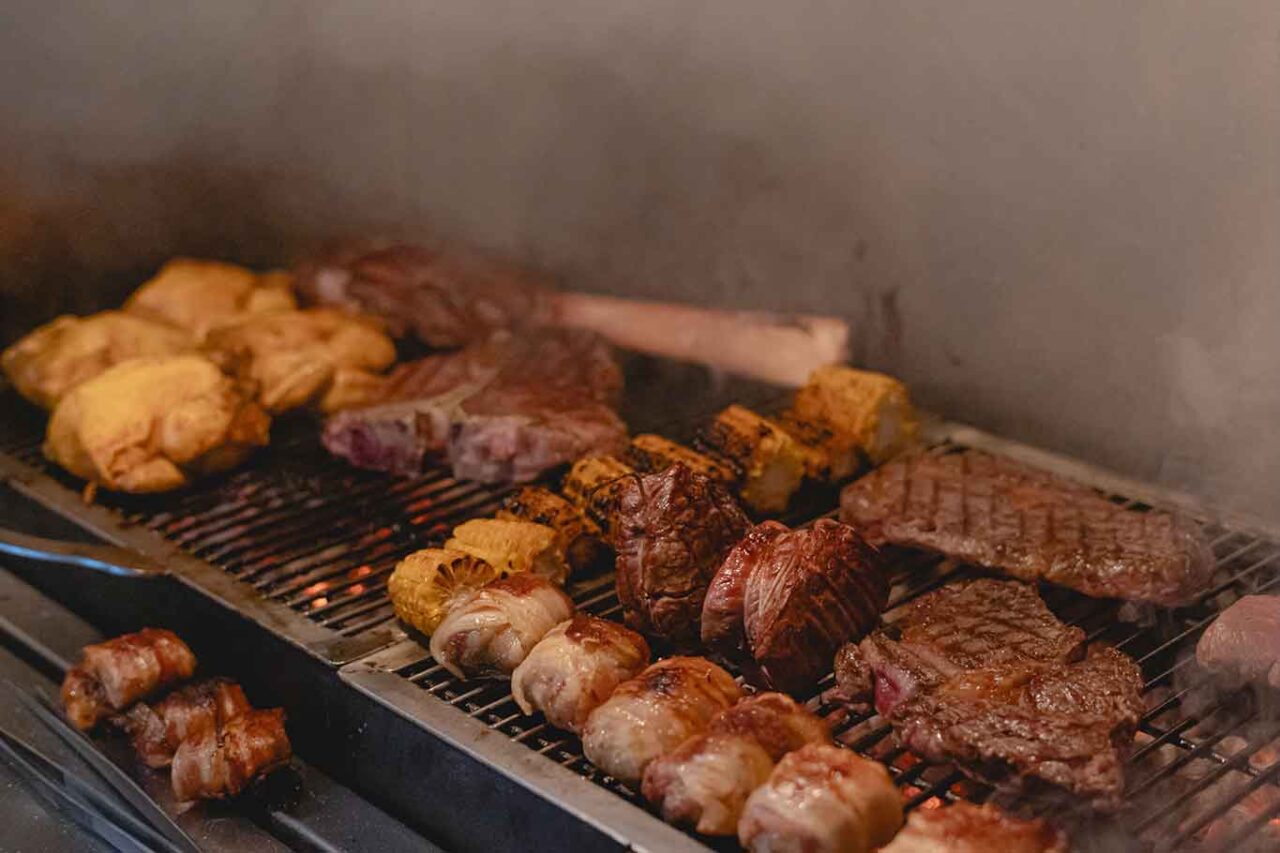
[[1197, 595, 1280, 688], [171, 708, 291, 801], [701, 519, 888, 694], [322, 328, 626, 482], [849, 578, 1144, 809], [116, 678, 251, 768], [880, 801, 1068, 853], [840, 449, 1213, 606], [613, 464, 751, 646], [294, 240, 555, 347], [61, 629, 197, 730]]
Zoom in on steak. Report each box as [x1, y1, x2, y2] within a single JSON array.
[[322, 328, 627, 483], [1196, 595, 1280, 688], [840, 449, 1213, 606], [841, 578, 1144, 809]]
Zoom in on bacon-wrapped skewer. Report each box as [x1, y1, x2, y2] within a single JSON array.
[[171, 708, 291, 801], [61, 628, 197, 730], [116, 678, 251, 768]]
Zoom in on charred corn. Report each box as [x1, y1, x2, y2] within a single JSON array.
[[698, 405, 805, 515], [624, 433, 738, 485], [561, 455, 635, 540], [445, 518, 568, 584], [782, 365, 918, 476], [497, 486, 607, 574], [387, 548, 502, 635]]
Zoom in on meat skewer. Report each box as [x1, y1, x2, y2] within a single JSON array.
[[171, 708, 292, 801], [879, 802, 1068, 853], [61, 628, 197, 730], [115, 678, 252, 768]]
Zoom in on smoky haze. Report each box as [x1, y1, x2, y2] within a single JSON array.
[[0, 0, 1278, 522]]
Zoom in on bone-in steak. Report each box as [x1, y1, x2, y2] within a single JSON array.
[[840, 449, 1213, 606], [322, 328, 626, 483], [840, 578, 1144, 810]]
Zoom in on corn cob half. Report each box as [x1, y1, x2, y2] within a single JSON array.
[[387, 548, 502, 636], [624, 433, 738, 485], [698, 405, 805, 515], [561, 455, 635, 541], [445, 518, 568, 584], [497, 486, 608, 574]]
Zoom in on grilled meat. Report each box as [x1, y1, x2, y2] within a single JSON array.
[[498, 486, 608, 574], [43, 355, 271, 494], [387, 548, 504, 636], [1197, 595, 1280, 688], [581, 656, 742, 785], [641, 693, 829, 835], [698, 405, 805, 514], [738, 743, 903, 853], [116, 678, 251, 768], [702, 519, 888, 693], [445, 518, 568, 584], [2, 311, 193, 410], [511, 616, 650, 734], [125, 258, 295, 340], [294, 240, 555, 348], [561, 455, 635, 541], [840, 449, 1213, 606], [625, 434, 737, 486], [61, 629, 197, 730], [171, 708, 291, 801], [428, 574, 574, 679], [613, 463, 751, 646], [322, 328, 626, 483], [850, 578, 1144, 809], [880, 802, 1068, 853]]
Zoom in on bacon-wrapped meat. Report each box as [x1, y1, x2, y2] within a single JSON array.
[[880, 802, 1068, 853], [428, 574, 574, 679], [171, 708, 291, 801], [61, 629, 197, 730], [581, 656, 742, 785], [510, 616, 649, 734], [116, 678, 251, 768]]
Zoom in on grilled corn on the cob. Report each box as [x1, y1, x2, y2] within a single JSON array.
[[698, 405, 805, 515], [781, 365, 918, 477], [445, 518, 568, 584], [624, 433, 738, 485], [561, 455, 635, 540], [387, 548, 502, 635], [497, 486, 607, 574]]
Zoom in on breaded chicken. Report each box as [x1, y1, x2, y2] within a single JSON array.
[[124, 258, 295, 339], [44, 355, 270, 493], [203, 308, 396, 413], [2, 311, 193, 409]]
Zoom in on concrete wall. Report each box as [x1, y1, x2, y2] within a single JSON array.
[[2, 2, 1277, 519]]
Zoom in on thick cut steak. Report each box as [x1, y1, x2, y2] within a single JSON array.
[[841, 579, 1144, 809], [840, 449, 1213, 606], [322, 329, 626, 483], [1196, 595, 1280, 688]]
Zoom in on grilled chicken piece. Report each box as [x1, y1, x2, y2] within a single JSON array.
[[498, 487, 608, 574], [387, 548, 503, 636], [625, 434, 737, 486], [446, 518, 568, 584], [116, 678, 251, 768], [698, 405, 805, 514], [428, 574, 574, 679], [880, 802, 1068, 853], [738, 743, 903, 853], [614, 463, 751, 647], [61, 629, 197, 730], [43, 355, 271, 493], [701, 519, 888, 693], [1196, 595, 1280, 688], [1, 311, 193, 409], [203, 308, 395, 414], [171, 708, 291, 801], [780, 365, 919, 478], [641, 693, 829, 835], [125, 258, 295, 340], [510, 615, 650, 733], [581, 657, 742, 785], [561, 455, 635, 540]]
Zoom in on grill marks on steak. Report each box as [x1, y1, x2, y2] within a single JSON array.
[[846, 579, 1144, 809], [840, 449, 1213, 606], [322, 328, 626, 482]]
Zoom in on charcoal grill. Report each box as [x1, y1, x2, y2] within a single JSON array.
[[4, 359, 1280, 852]]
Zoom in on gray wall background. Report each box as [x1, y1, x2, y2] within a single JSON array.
[[1, 2, 1277, 519]]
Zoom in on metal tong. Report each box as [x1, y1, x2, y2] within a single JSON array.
[[0, 527, 166, 579]]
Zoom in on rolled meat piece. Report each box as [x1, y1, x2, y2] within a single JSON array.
[[738, 743, 903, 853], [879, 802, 1068, 853], [510, 616, 650, 734], [428, 574, 574, 679], [61, 629, 197, 730], [707, 692, 830, 761], [116, 678, 251, 768], [171, 708, 291, 801], [581, 657, 742, 785]]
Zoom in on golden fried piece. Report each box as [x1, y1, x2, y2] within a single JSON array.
[[44, 355, 270, 493], [1, 311, 193, 409], [203, 308, 396, 414], [124, 258, 296, 339]]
